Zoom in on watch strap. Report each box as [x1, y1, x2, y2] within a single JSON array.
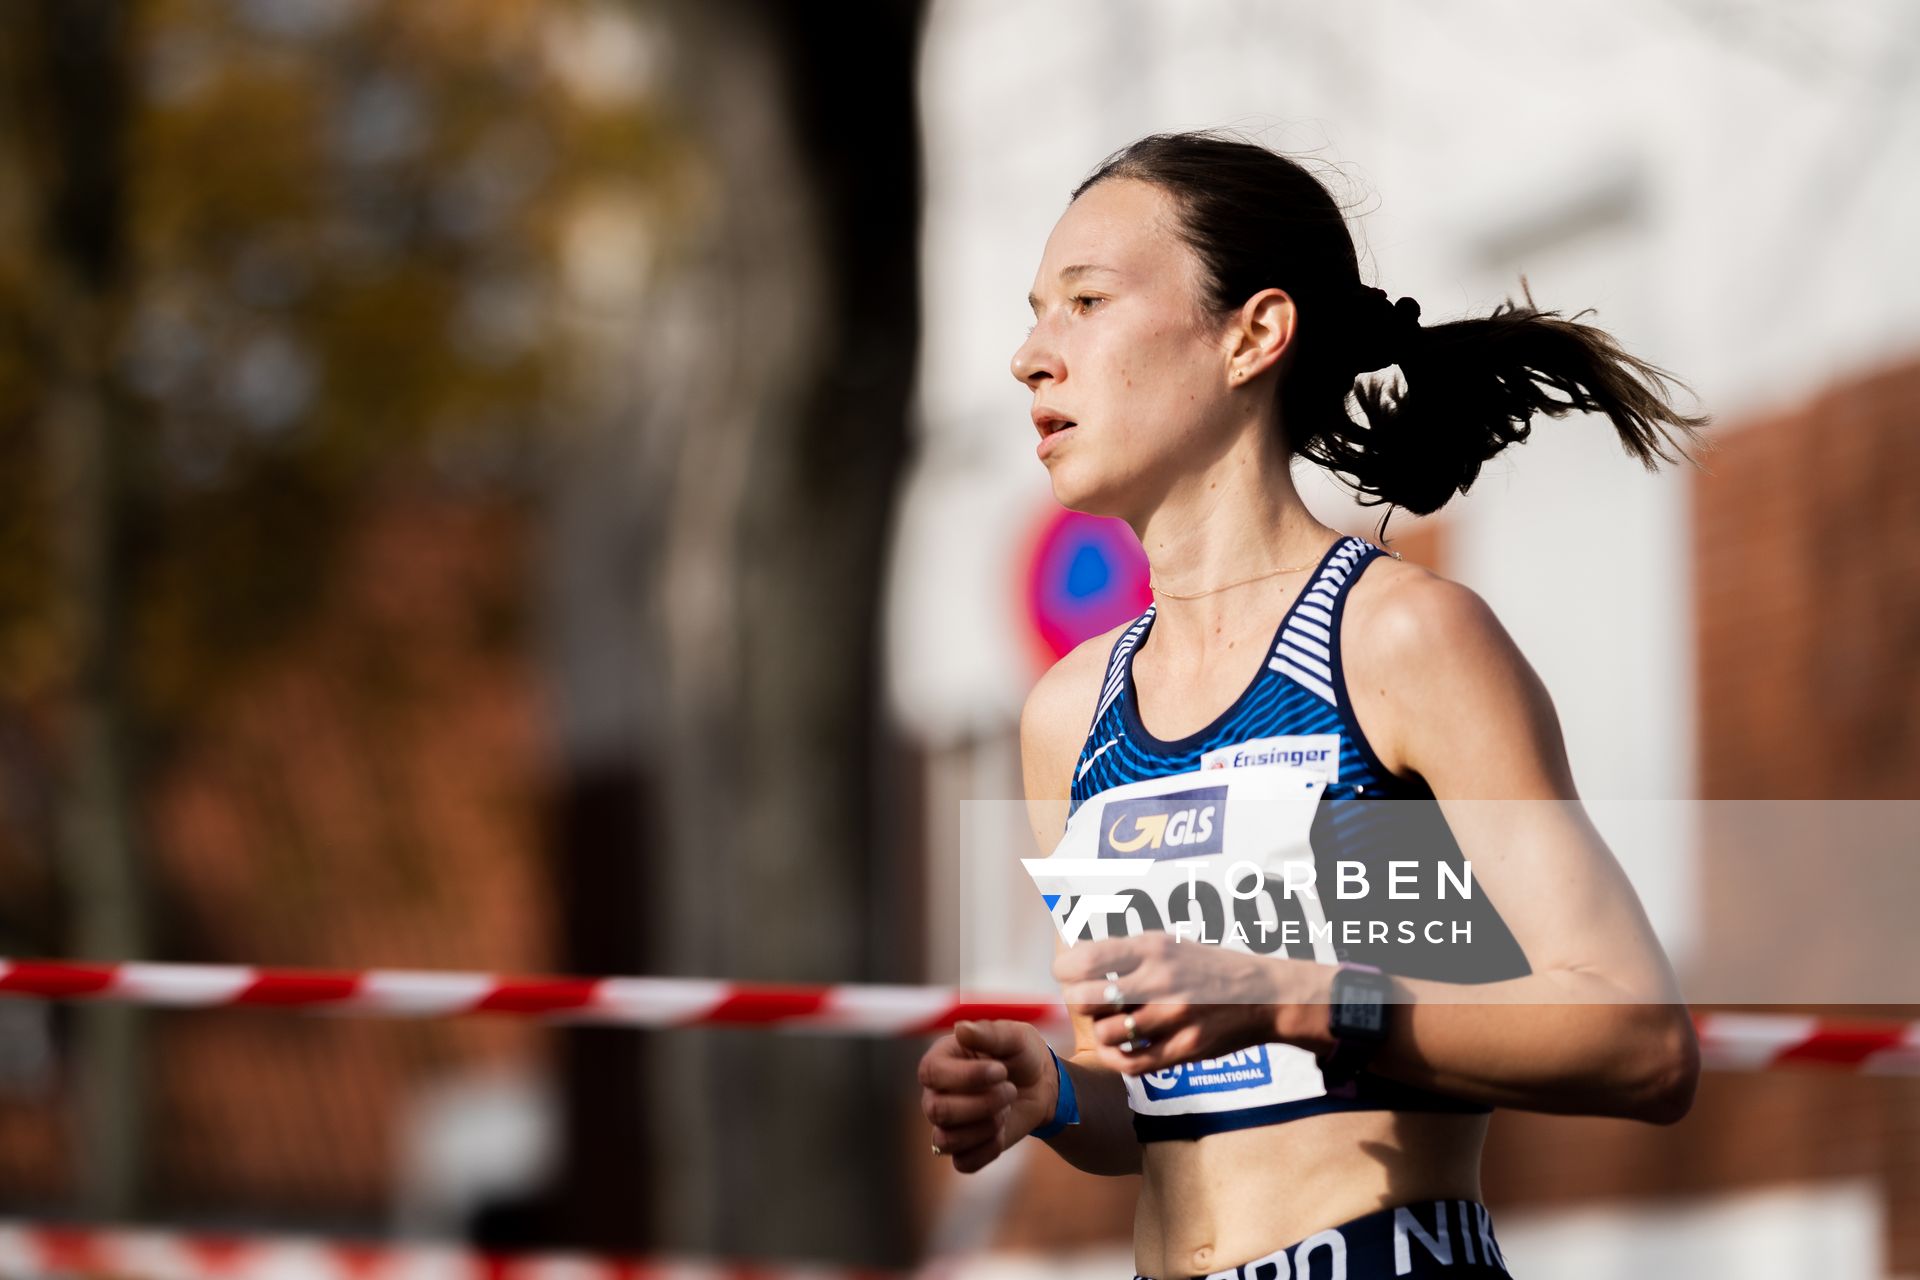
[[1030, 1045, 1080, 1138]]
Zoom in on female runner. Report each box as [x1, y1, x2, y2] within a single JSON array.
[[916, 131, 1708, 1280]]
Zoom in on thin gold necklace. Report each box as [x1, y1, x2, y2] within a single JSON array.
[[1148, 541, 1332, 601]]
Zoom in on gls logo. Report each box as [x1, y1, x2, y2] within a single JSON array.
[[1099, 786, 1227, 860]]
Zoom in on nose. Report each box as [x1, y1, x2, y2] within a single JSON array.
[[1010, 324, 1060, 388]]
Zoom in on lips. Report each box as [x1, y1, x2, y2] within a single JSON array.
[[1032, 409, 1077, 438], [1034, 413, 1078, 462]]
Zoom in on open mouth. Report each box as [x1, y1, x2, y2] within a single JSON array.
[[1032, 409, 1078, 453]]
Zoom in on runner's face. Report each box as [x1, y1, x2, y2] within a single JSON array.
[[1011, 178, 1235, 517]]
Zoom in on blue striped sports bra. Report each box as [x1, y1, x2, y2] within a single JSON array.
[[1067, 534, 1530, 1142]]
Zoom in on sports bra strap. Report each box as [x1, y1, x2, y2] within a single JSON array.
[[1089, 607, 1154, 730]]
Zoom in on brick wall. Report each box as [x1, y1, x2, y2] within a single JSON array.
[[0, 488, 558, 1217], [1693, 358, 1920, 802], [1488, 353, 1920, 1267]]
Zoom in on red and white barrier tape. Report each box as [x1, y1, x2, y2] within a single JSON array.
[[0, 1221, 926, 1280], [4, 958, 1916, 1073], [1692, 1011, 1920, 1074], [0, 958, 1065, 1035]]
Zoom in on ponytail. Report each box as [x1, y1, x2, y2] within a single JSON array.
[[1074, 131, 1713, 531], [1291, 277, 1712, 527]]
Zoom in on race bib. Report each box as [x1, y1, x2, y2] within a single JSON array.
[[1022, 761, 1343, 1119], [1024, 761, 1339, 962]]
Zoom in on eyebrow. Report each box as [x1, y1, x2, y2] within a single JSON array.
[[1028, 263, 1117, 313]]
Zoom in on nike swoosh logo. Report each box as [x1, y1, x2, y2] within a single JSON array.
[[1077, 736, 1123, 780]]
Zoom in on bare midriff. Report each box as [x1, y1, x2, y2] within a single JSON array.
[[1132, 1108, 1489, 1279]]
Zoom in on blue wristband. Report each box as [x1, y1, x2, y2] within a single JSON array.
[[1030, 1045, 1080, 1139]]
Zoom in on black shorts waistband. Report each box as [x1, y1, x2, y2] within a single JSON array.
[[1133, 1197, 1512, 1280]]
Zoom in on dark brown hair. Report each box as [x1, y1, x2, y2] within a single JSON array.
[[1072, 130, 1711, 529]]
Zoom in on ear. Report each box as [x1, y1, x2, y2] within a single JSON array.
[[1224, 287, 1297, 387]]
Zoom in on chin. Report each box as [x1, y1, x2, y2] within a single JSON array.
[[1046, 464, 1133, 521]]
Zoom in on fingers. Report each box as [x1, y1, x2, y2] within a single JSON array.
[[1093, 1040, 1172, 1075], [919, 1034, 1019, 1169], [918, 1040, 1011, 1091], [1089, 1022, 1189, 1075], [1061, 974, 1165, 1012], [1090, 1002, 1174, 1049], [922, 1080, 1017, 1128], [951, 1018, 1029, 1059], [929, 1115, 1000, 1154], [1049, 933, 1164, 984], [921, 1035, 1017, 1174], [948, 1131, 1008, 1174]]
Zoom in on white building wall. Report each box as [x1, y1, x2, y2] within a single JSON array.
[[889, 0, 1920, 967]]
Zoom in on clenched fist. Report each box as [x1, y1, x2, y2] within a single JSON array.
[[918, 1019, 1058, 1173]]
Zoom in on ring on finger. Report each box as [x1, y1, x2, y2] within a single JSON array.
[[1119, 1036, 1151, 1053], [1102, 980, 1126, 1006], [1123, 1012, 1138, 1038]]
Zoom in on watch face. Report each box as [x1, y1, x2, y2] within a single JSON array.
[[1339, 986, 1386, 1034], [1334, 969, 1389, 1038]]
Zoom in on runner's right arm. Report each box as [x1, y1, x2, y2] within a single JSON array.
[[1017, 635, 1144, 1177]]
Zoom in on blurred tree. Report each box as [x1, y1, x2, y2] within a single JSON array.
[[1, 0, 925, 1260], [0, 0, 643, 1222], [534, 0, 926, 1260], [6, 0, 147, 1223]]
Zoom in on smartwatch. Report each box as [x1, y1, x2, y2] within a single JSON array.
[[1319, 962, 1391, 1088]]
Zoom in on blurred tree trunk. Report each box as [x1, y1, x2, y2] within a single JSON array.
[[710, 0, 926, 1259], [15, 0, 148, 1221], [541, 0, 924, 1262]]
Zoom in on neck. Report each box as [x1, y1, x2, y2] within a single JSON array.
[[1129, 429, 1338, 658]]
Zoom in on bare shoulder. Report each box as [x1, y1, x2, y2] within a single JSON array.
[[1017, 620, 1132, 855], [1341, 552, 1507, 670], [1342, 551, 1573, 796], [1019, 619, 1130, 805]]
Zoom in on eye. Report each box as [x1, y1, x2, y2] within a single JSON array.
[[1024, 296, 1103, 335]]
